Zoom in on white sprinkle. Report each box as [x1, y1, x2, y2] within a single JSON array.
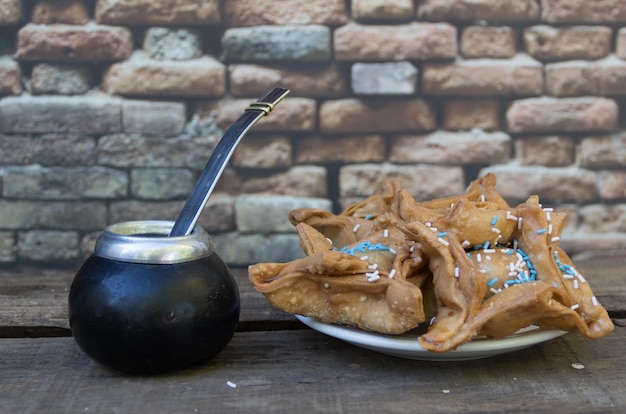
[[326, 238, 333, 246], [506, 211, 518, 221], [226, 381, 237, 388], [389, 248, 397, 254], [480, 194, 486, 202], [592, 296, 598, 306], [480, 269, 487, 274], [388, 269, 396, 279], [576, 273, 587, 283], [383, 229, 389, 238], [409, 245, 415, 252], [551, 236, 561, 242], [450, 203, 455, 209], [485, 255, 492, 261], [438, 237, 449, 246], [323, 283, 330, 289], [425, 222, 432, 227], [491, 228, 501, 235], [571, 362, 585, 370], [429, 316, 436, 325], [461, 240, 471, 248], [490, 288, 499, 295], [429, 226, 439, 232], [476, 253, 482, 263], [442, 389, 451, 394], [573, 279, 579, 289], [484, 249, 496, 254], [570, 304, 580, 310], [517, 217, 523, 230], [368, 263, 378, 270], [352, 223, 361, 233], [454, 266, 460, 278], [543, 207, 554, 212], [367, 274, 380, 283], [562, 274, 574, 280], [548, 224, 553, 235], [546, 211, 552, 221], [360, 255, 369, 261]]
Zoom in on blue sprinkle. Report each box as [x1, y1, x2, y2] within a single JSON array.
[[483, 241, 490, 249], [536, 229, 547, 234], [487, 277, 499, 287], [490, 216, 499, 226], [364, 214, 373, 220], [437, 232, 448, 238]]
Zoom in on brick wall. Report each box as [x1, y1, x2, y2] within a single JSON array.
[[1, 0, 626, 267]]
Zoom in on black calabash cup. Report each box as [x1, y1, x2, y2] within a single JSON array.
[[68, 220, 240, 374]]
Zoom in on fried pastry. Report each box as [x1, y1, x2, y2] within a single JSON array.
[[248, 174, 614, 352]]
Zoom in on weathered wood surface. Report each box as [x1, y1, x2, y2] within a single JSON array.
[[1, 324, 624, 413], [1, 255, 624, 336]]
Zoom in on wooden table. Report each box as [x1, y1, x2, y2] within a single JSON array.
[[1, 254, 625, 413]]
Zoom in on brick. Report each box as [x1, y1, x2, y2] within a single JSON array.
[[319, 98, 436, 133], [506, 97, 619, 134], [232, 136, 292, 169], [542, 0, 626, 23], [103, 52, 225, 97], [17, 230, 79, 262], [235, 195, 332, 234], [31, 0, 89, 24], [224, 0, 348, 26], [334, 22, 456, 61], [34, 134, 96, 166], [212, 233, 304, 266], [130, 168, 194, 200], [0, 200, 107, 230], [579, 133, 626, 169], [422, 54, 543, 96], [197, 97, 316, 133], [597, 171, 626, 200], [0, 57, 22, 96], [545, 56, 626, 97], [2, 165, 128, 200], [294, 135, 386, 164], [352, 0, 415, 22], [417, 0, 540, 21], [479, 165, 598, 203], [0, 134, 32, 165], [0, 231, 15, 262], [443, 99, 500, 131], [228, 64, 347, 98], [0, 95, 122, 134], [339, 163, 465, 201], [143, 27, 202, 61], [222, 25, 331, 63], [515, 136, 575, 167], [560, 234, 626, 257], [97, 133, 220, 169], [237, 166, 328, 198], [31, 63, 92, 95], [390, 131, 512, 165], [461, 26, 516, 59], [0, 0, 23, 24], [95, 0, 221, 25], [122, 100, 186, 136], [617, 28, 626, 59], [580, 204, 626, 233], [351, 61, 418, 95], [15, 23, 133, 62], [524, 25, 611, 61]]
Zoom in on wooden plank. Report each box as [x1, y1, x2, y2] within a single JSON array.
[[1, 255, 624, 335], [0, 321, 624, 413]]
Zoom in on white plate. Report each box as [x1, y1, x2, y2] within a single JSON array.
[[296, 315, 567, 361]]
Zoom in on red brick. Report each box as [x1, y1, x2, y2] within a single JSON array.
[[515, 136, 575, 166], [422, 54, 543, 96], [197, 98, 316, 133], [103, 52, 226, 97], [418, 0, 540, 21], [294, 135, 386, 164], [228, 64, 347, 98], [524, 25, 611, 61], [352, 0, 415, 22], [442, 99, 500, 131], [334, 22, 456, 61], [232, 136, 292, 169], [506, 97, 618, 133], [0, 57, 22, 96], [0, 0, 23, 24], [546, 56, 626, 97], [579, 134, 626, 169], [580, 204, 626, 233], [224, 0, 347, 26], [461, 26, 516, 59], [95, 0, 221, 25], [617, 28, 626, 59], [597, 171, 626, 200], [319, 98, 436, 133], [31, 0, 89, 24], [542, 0, 626, 22], [15, 23, 132, 62]]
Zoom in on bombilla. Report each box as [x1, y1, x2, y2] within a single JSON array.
[[169, 87, 290, 237]]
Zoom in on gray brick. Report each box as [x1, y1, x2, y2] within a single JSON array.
[[143, 27, 202, 61], [235, 195, 332, 234], [0, 95, 122, 134], [31, 63, 92, 95], [17, 230, 79, 262], [221, 25, 332, 62], [212, 232, 304, 266], [0, 231, 16, 262], [130, 168, 195, 200], [0, 134, 33, 165], [122, 100, 186, 136], [2, 165, 127, 199], [33, 134, 96, 167], [0, 200, 107, 231], [351, 62, 418, 95], [0, 201, 39, 229]]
